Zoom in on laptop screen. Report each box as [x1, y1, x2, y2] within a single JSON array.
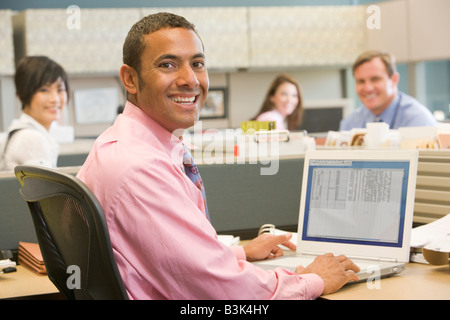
[[302, 159, 410, 248]]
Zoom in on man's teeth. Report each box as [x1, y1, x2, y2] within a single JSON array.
[[170, 96, 195, 104]]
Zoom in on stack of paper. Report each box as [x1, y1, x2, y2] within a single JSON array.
[[0, 258, 16, 269], [18, 242, 46, 274], [217, 235, 240, 246], [410, 215, 450, 265], [410, 214, 450, 248]]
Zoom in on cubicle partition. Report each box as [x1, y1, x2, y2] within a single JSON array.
[[199, 156, 304, 239], [0, 167, 82, 252], [2, 150, 449, 253], [415, 150, 450, 224], [0, 171, 37, 251], [0, 156, 305, 253]]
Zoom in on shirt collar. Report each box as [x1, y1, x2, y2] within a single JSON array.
[[122, 101, 185, 165], [375, 93, 400, 126]]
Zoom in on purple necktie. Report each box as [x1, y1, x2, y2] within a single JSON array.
[[182, 145, 210, 221]]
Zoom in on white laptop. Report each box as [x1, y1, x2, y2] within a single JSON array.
[[254, 149, 419, 282]]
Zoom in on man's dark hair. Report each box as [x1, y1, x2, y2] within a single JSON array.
[[123, 12, 202, 77]]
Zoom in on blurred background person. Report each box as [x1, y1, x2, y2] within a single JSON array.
[[340, 50, 436, 130], [253, 73, 303, 130], [0, 56, 69, 171]]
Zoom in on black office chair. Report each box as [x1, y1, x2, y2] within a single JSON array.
[[14, 165, 128, 300]]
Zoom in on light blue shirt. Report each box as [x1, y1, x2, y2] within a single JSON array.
[[339, 92, 437, 131]]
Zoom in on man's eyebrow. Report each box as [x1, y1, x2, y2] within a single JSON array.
[[193, 53, 206, 59], [157, 54, 178, 61], [156, 53, 206, 61]]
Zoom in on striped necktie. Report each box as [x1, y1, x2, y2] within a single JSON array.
[[182, 145, 210, 221]]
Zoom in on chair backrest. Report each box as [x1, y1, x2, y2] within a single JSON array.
[[14, 165, 128, 300]]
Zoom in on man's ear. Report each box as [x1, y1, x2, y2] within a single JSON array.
[[391, 72, 400, 87], [120, 64, 139, 95]]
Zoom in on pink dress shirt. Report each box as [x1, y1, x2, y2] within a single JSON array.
[[76, 101, 324, 300]]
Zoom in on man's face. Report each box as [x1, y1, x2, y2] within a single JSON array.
[[354, 57, 399, 116], [134, 27, 209, 133]]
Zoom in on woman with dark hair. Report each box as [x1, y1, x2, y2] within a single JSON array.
[[253, 73, 303, 131], [0, 56, 69, 171]]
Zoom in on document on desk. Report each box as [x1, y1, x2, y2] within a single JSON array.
[[18, 242, 47, 274], [217, 235, 240, 246], [410, 214, 450, 248]]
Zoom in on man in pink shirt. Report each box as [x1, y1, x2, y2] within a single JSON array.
[[77, 12, 359, 300]]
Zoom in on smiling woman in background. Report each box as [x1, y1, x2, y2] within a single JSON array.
[[0, 56, 69, 171], [253, 73, 303, 131]]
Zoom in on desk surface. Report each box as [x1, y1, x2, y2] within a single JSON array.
[[0, 265, 59, 299], [1, 259, 449, 300], [240, 239, 450, 299], [323, 262, 450, 300]]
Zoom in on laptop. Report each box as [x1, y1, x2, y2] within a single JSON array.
[[254, 149, 419, 282]]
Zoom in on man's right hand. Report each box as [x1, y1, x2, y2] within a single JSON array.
[[295, 253, 360, 295]]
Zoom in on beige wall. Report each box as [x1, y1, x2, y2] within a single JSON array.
[[2, 0, 450, 134]]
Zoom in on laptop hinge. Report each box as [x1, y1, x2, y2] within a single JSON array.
[[300, 252, 398, 263], [299, 251, 323, 257], [347, 255, 398, 263], [378, 257, 398, 263]]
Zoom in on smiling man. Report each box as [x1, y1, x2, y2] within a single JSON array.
[[121, 24, 208, 133], [339, 50, 436, 130], [77, 12, 359, 300]]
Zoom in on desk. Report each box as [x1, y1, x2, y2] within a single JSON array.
[[1, 260, 448, 300], [240, 241, 450, 300], [0, 265, 60, 300], [322, 262, 450, 300]]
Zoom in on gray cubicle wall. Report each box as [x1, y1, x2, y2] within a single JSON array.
[[0, 157, 304, 252], [0, 167, 80, 252], [0, 172, 38, 251], [199, 157, 304, 238], [57, 153, 89, 167]]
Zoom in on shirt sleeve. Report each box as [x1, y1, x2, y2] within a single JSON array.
[[78, 147, 324, 300], [397, 100, 437, 127], [230, 245, 246, 261]]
